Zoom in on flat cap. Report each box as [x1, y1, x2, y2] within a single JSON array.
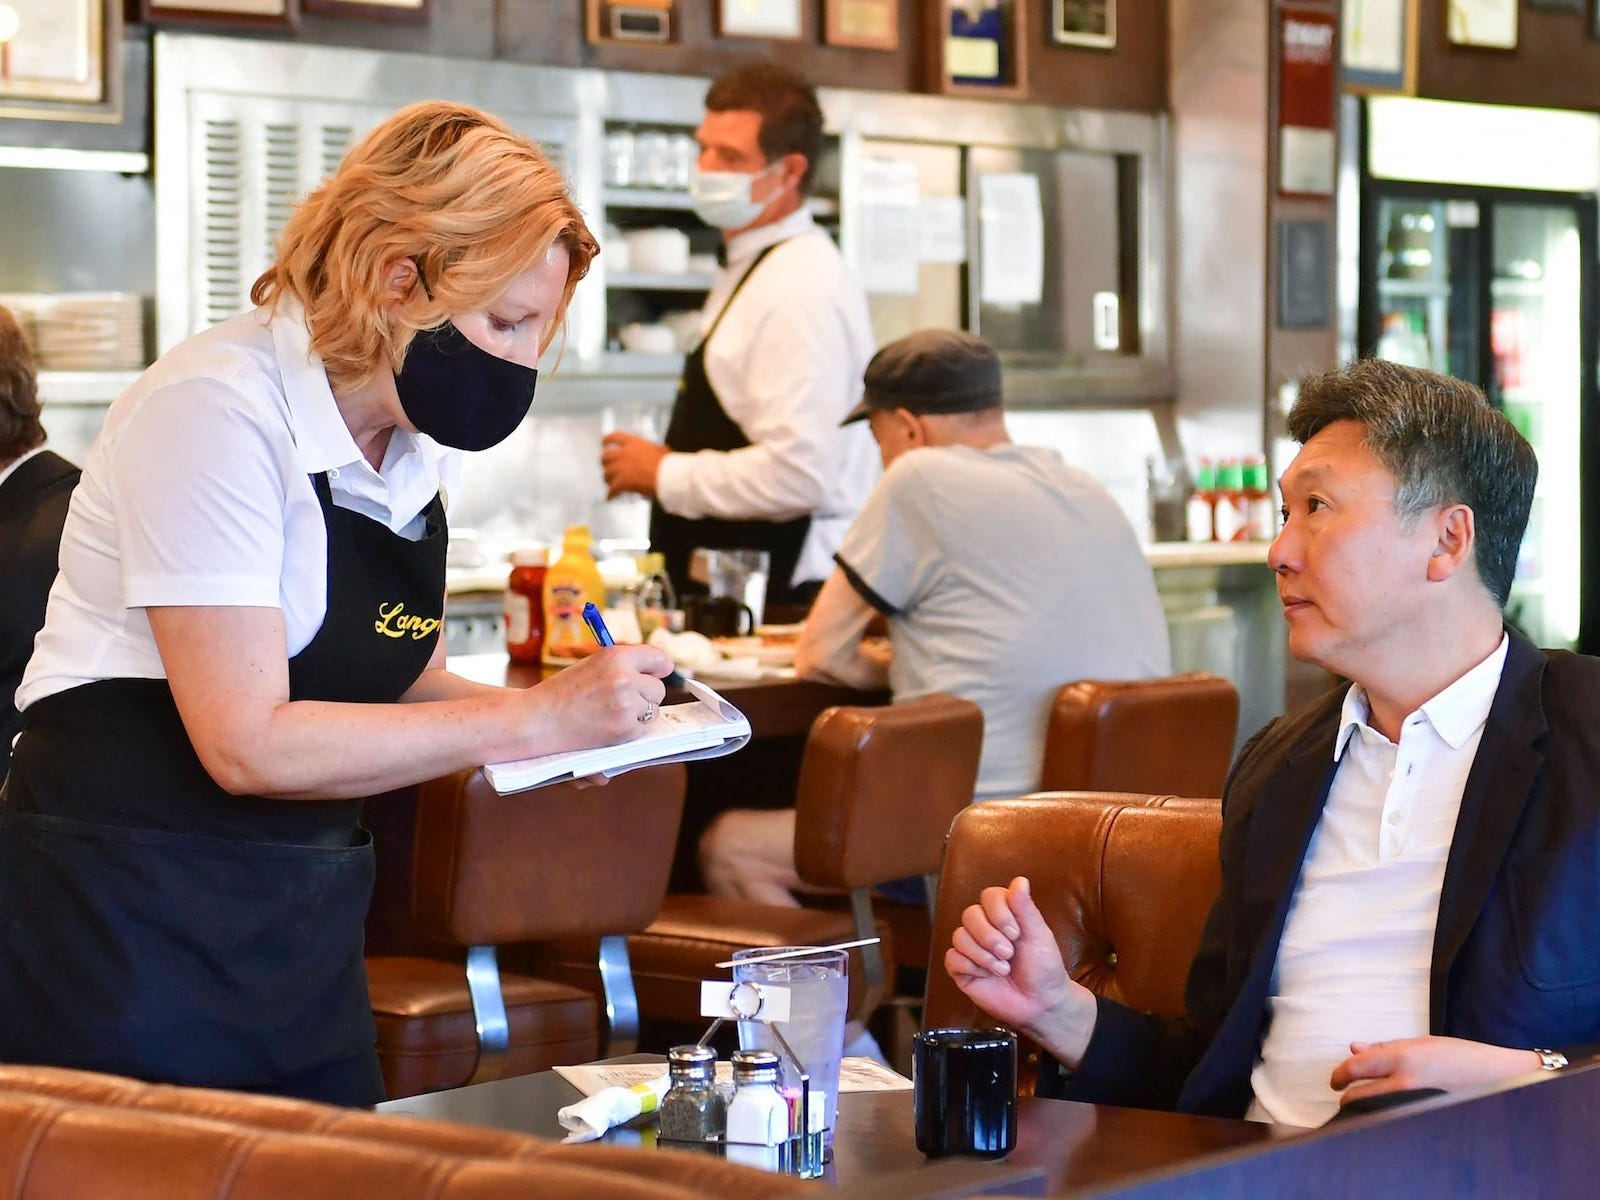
[[842, 329, 1002, 424]]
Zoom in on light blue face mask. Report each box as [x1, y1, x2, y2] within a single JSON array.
[[688, 161, 784, 230]]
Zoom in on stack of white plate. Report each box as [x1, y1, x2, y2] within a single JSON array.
[[33, 293, 144, 371]]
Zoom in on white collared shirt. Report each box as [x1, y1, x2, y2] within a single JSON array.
[[1245, 634, 1511, 1127], [17, 303, 459, 709], [653, 206, 878, 587]]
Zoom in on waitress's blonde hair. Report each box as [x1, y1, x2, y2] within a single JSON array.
[[251, 100, 597, 389]]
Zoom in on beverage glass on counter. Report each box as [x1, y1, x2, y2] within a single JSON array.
[[692, 547, 770, 626], [604, 127, 635, 187], [682, 594, 756, 638], [731, 946, 849, 1146]]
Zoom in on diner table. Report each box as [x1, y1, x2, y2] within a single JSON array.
[[378, 1058, 1287, 1198]]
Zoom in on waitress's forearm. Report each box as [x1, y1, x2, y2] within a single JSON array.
[[402, 665, 508, 703], [149, 606, 663, 800], [209, 689, 569, 800]]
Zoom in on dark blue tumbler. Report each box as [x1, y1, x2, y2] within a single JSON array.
[[912, 1028, 1018, 1158]]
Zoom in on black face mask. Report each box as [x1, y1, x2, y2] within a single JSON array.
[[394, 320, 538, 452]]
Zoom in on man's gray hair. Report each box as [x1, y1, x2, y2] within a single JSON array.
[[1286, 358, 1536, 606]]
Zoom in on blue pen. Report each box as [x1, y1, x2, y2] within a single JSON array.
[[581, 602, 615, 647], [583, 601, 687, 687]]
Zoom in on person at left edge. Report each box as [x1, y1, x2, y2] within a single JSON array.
[[600, 63, 877, 610], [0, 101, 672, 1107], [0, 302, 79, 784]]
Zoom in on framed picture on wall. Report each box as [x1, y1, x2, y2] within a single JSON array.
[[715, 0, 803, 40], [584, 0, 675, 45], [303, 0, 428, 22], [1052, 0, 1114, 48], [139, 0, 299, 29], [1342, 0, 1417, 93], [1277, 219, 1332, 330], [932, 0, 1029, 97], [823, 0, 898, 49], [0, 0, 114, 109], [1445, 0, 1516, 49]]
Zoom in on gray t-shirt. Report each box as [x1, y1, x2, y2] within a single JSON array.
[[834, 443, 1171, 798]]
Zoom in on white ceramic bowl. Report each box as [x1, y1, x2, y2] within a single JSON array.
[[619, 323, 678, 355], [623, 227, 690, 275]]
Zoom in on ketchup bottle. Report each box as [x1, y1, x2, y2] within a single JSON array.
[[505, 547, 548, 665]]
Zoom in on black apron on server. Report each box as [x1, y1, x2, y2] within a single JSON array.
[[0, 471, 445, 1106], [649, 244, 812, 607]]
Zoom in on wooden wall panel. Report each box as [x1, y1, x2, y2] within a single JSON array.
[[1415, 0, 1600, 112], [1266, 0, 1339, 445], [295, 0, 497, 58], [497, 1, 920, 92], [1025, 0, 1167, 113], [131, 4, 1169, 113]]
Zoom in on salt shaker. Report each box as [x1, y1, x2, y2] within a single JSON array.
[[724, 1049, 788, 1171]]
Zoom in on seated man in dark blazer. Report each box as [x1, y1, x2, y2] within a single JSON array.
[[946, 358, 1600, 1127], [0, 305, 79, 780]]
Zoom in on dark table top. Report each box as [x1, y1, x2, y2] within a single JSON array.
[[378, 1067, 1286, 1197]]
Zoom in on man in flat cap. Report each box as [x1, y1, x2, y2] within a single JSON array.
[[699, 329, 1171, 907]]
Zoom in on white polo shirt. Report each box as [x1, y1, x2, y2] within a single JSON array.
[[1245, 634, 1510, 1127], [17, 303, 459, 710], [654, 207, 878, 587]]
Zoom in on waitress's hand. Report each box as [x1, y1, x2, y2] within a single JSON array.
[[601, 432, 668, 500], [528, 643, 673, 749]]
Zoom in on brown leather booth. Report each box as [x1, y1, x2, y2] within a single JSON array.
[[527, 695, 984, 1030], [1039, 674, 1240, 798], [923, 793, 1223, 1079], [366, 763, 685, 1099], [0, 1064, 802, 1200]]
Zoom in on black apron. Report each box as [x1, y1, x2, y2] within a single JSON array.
[[0, 471, 445, 1106], [649, 243, 812, 607]]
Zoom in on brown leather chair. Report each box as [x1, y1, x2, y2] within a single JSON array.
[[0, 1064, 804, 1200], [922, 793, 1223, 1082], [1039, 673, 1240, 797], [366, 763, 685, 1099], [528, 694, 984, 1030]]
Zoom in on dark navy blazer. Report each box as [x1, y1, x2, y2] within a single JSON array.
[[0, 449, 79, 780], [1041, 628, 1600, 1117]]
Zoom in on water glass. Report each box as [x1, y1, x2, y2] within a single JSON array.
[[604, 128, 635, 187], [693, 547, 770, 625], [635, 130, 673, 189], [732, 946, 849, 1144]]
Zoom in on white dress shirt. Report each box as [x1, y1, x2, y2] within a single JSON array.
[[18, 302, 459, 709], [653, 206, 878, 587], [1245, 634, 1510, 1127]]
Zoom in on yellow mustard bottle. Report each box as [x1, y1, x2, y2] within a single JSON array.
[[543, 525, 606, 662]]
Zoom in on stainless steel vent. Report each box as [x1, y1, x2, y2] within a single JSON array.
[[157, 37, 580, 352], [200, 118, 243, 329], [182, 94, 383, 336]]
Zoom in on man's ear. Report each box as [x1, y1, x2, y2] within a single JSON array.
[[897, 408, 927, 448], [778, 151, 808, 192], [1426, 503, 1476, 583]]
